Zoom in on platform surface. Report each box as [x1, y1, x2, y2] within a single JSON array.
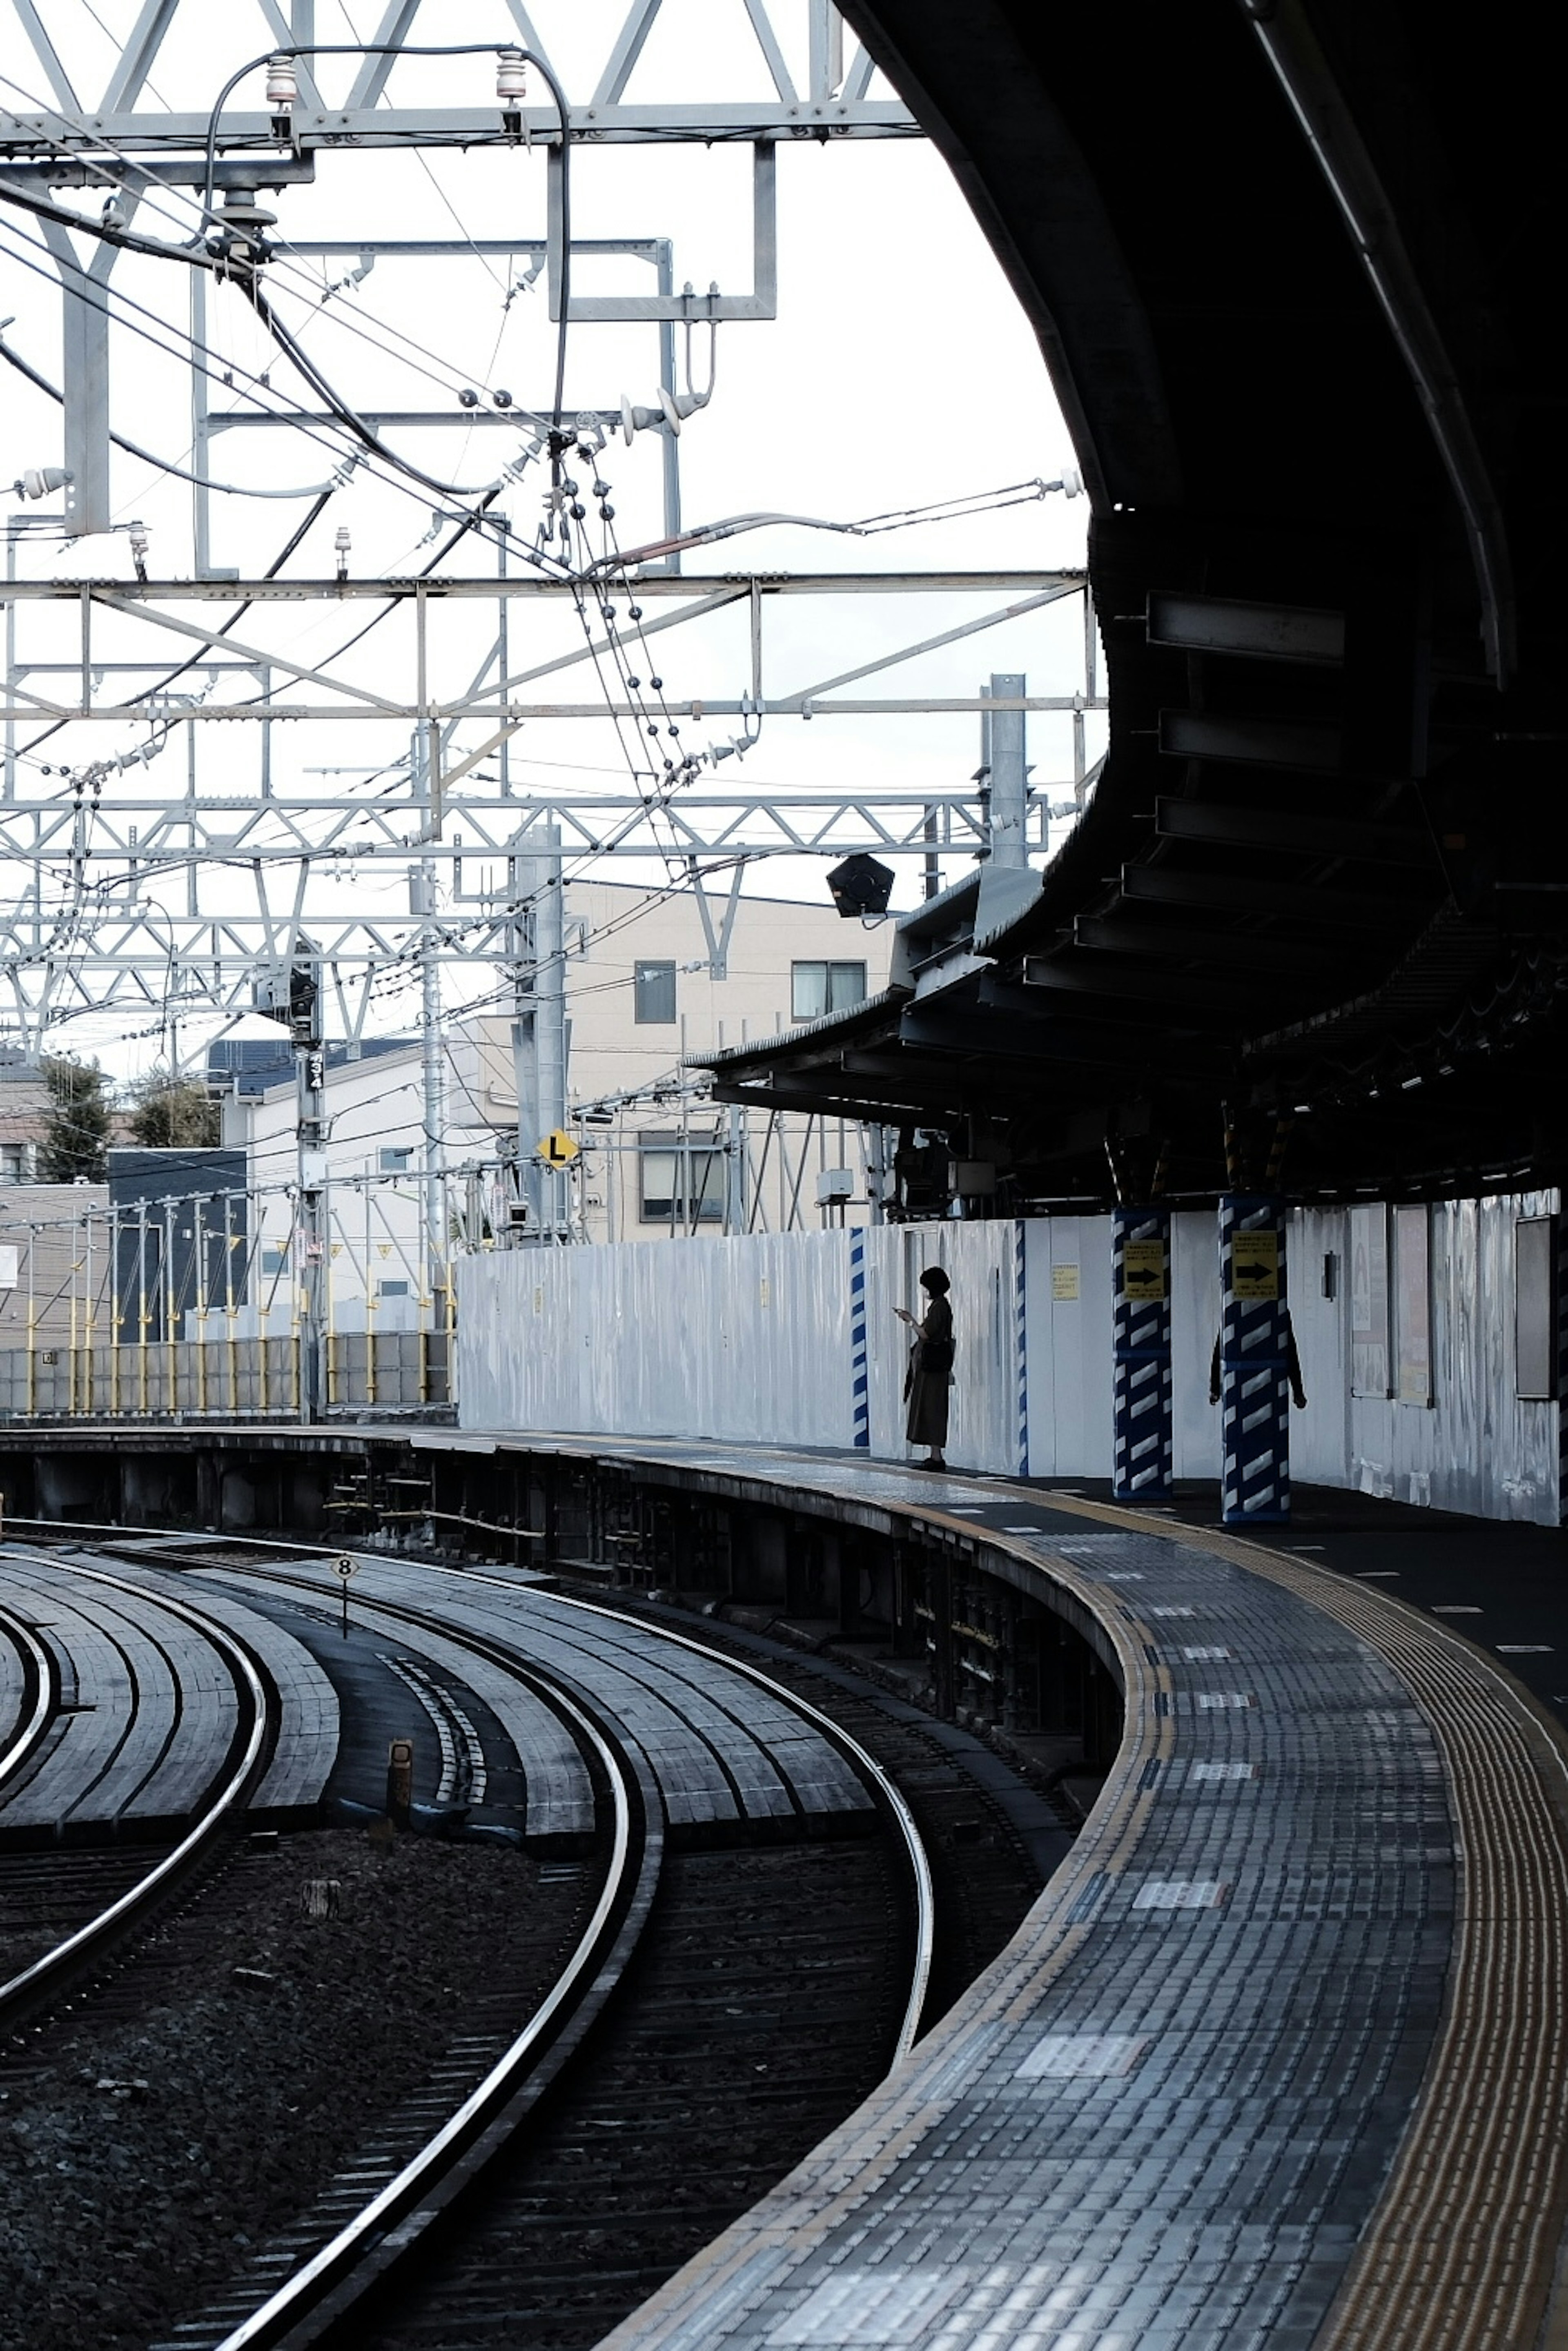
[[398, 1431, 1568, 2351]]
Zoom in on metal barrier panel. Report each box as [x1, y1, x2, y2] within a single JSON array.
[[1290, 1191, 1561, 1523], [456, 1222, 1025, 1469], [0, 1330, 446, 1422]]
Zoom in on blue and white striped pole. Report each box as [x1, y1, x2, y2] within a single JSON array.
[[1015, 1220, 1030, 1476], [1111, 1207, 1172, 1503], [850, 1227, 871, 1450], [1218, 1194, 1291, 1525]]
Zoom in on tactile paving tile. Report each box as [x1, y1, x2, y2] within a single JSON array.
[[594, 1518, 1457, 2351]]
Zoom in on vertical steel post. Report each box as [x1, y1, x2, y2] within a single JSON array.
[[725, 1102, 746, 1234], [24, 1228, 36, 1418], [83, 1208, 95, 1415], [512, 826, 565, 1241], [136, 1196, 149, 1413], [190, 268, 212, 575], [417, 861, 445, 1307], [987, 671, 1028, 868], [364, 1179, 377, 1408], [1111, 1207, 1173, 1503], [536, 826, 566, 1238], [4, 518, 18, 803], [223, 1191, 237, 1416], [109, 1202, 122, 1417], [193, 1196, 208, 1415], [1218, 1194, 1292, 1525], [162, 1194, 177, 1416], [294, 960, 327, 1425]]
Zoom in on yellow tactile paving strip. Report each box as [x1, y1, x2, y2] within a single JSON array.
[[1009, 1490, 1568, 2351]]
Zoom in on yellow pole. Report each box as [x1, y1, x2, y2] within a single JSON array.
[[194, 1197, 209, 1416], [110, 1204, 122, 1418], [83, 1212, 95, 1416], [137, 1199, 150, 1415], [163, 1196, 177, 1417], [223, 1194, 238, 1418]]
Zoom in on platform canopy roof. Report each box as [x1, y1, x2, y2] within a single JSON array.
[[702, 0, 1566, 1204]]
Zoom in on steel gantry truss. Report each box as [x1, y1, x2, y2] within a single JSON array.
[[0, 2, 1101, 1068], [0, 565, 1105, 1036]]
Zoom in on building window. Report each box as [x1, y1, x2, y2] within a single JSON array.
[[639, 1135, 725, 1224], [791, 960, 868, 1022], [260, 1246, 290, 1277], [379, 1146, 414, 1172], [0, 1142, 31, 1184], [634, 960, 677, 1024], [377, 1278, 410, 1299]]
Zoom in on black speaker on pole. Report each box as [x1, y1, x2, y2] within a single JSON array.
[[826, 853, 895, 918]]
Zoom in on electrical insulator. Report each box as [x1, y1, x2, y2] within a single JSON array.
[[17, 467, 71, 501], [265, 56, 298, 110], [497, 48, 527, 103]]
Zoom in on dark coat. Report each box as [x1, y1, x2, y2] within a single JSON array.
[[904, 1294, 954, 1448]]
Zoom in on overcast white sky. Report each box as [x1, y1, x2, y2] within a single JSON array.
[[0, 0, 1094, 1074]]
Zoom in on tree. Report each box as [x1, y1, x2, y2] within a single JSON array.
[[38, 1055, 111, 1183], [127, 1067, 222, 1149]]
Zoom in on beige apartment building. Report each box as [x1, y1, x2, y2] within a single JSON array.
[[448, 875, 898, 1241]]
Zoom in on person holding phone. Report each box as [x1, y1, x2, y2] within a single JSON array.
[[895, 1266, 954, 1469]]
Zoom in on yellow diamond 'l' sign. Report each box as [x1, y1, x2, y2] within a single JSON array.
[[538, 1129, 579, 1165], [1231, 1229, 1280, 1300]]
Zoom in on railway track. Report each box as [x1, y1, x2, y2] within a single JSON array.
[[1, 1531, 973, 2351]]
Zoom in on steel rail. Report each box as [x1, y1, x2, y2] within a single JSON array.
[[0, 1549, 272, 2030], [533, 1581, 937, 2062], [203, 1602, 659, 2351], [1, 1519, 663, 2351], [7, 1515, 940, 2064], [0, 1596, 56, 1793]]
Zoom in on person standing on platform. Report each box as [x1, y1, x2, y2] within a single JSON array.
[[896, 1266, 954, 1469]]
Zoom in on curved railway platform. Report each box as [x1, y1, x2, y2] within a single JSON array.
[[6, 1426, 1568, 2348], [363, 1432, 1568, 2351]]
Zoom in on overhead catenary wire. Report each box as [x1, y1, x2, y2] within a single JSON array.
[[0, 68, 540, 423], [0, 209, 517, 551], [0, 329, 338, 498]]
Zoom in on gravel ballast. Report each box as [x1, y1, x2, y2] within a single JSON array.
[[0, 1826, 590, 2351]]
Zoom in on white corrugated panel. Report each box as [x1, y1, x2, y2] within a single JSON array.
[[457, 1221, 1024, 1471], [457, 1231, 856, 1448]]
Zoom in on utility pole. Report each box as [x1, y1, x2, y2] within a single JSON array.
[[290, 948, 327, 1424], [414, 859, 445, 1301], [510, 824, 567, 1242]]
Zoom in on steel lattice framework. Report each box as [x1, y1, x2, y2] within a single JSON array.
[[0, 2, 1100, 1053]]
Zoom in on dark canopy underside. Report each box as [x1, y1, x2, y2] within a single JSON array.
[[706, 2, 1566, 1204]]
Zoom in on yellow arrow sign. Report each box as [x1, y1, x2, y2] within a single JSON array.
[[1232, 1229, 1280, 1300], [539, 1129, 579, 1165], [1121, 1238, 1165, 1299]]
